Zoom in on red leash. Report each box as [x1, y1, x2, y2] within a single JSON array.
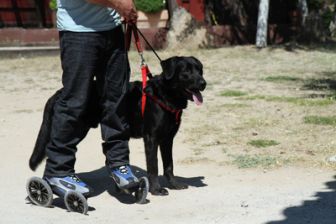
[[141, 64, 150, 117], [125, 24, 181, 124], [125, 23, 152, 117]]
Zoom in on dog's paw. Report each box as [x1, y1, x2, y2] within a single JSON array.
[[169, 181, 189, 190], [150, 187, 169, 196]]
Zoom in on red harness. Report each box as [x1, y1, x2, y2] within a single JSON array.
[[146, 93, 182, 124], [125, 24, 182, 124]]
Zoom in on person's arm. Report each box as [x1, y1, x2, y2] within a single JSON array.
[[86, 0, 137, 23]]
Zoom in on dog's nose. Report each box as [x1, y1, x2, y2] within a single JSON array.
[[199, 79, 206, 91]]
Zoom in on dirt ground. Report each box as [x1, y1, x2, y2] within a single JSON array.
[[0, 46, 336, 223]]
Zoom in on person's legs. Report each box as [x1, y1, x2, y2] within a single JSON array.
[[44, 31, 104, 177], [98, 26, 131, 169], [44, 27, 137, 189], [96, 26, 138, 188]]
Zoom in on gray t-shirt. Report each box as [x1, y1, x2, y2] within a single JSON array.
[[56, 0, 121, 32]]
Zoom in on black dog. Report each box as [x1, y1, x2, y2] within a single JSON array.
[[29, 56, 206, 195]]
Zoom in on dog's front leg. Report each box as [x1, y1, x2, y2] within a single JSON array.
[[144, 135, 169, 196], [160, 138, 188, 190]]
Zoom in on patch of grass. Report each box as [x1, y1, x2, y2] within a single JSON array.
[[220, 90, 248, 97], [263, 75, 302, 83], [244, 118, 279, 128], [304, 115, 336, 126], [240, 95, 335, 106], [221, 103, 250, 108], [232, 154, 278, 169], [13, 109, 34, 114], [248, 139, 280, 148]]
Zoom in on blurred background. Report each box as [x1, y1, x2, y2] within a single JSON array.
[[0, 0, 335, 48]]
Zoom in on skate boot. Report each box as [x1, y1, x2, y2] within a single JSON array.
[[109, 165, 149, 204], [44, 175, 93, 197], [26, 175, 92, 214], [110, 165, 139, 189]]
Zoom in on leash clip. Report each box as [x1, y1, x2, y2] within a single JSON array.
[[139, 52, 146, 66]]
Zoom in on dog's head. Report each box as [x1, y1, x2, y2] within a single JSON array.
[[160, 56, 206, 105]]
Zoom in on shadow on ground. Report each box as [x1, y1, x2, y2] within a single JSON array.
[[266, 175, 336, 224], [269, 42, 336, 53], [303, 71, 336, 93], [77, 166, 207, 204], [266, 69, 336, 98]]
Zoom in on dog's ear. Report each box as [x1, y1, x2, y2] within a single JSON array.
[[190, 56, 203, 72], [160, 57, 178, 80]]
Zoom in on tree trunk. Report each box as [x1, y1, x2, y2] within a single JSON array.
[[167, 0, 179, 22], [256, 0, 270, 48], [298, 0, 308, 26]]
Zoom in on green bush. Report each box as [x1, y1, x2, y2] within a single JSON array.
[[135, 0, 165, 13], [49, 0, 57, 11], [308, 0, 335, 30]]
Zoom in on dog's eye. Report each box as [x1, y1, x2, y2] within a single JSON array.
[[180, 73, 189, 80]]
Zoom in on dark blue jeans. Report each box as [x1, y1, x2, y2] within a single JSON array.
[[44, 26, 131, 177]]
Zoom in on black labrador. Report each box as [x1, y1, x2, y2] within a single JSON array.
[[29, 56, 206, 195]]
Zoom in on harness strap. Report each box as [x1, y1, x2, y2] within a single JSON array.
[[146, 93, 183, 124]]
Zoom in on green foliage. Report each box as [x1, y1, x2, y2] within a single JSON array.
[[304, 115, 336, 126], [49, 0, 57, 11], [135, 0, 165, 13], [308, 0, 336, 10], [248, 139, 280, 148], [307, 0, 336, 30], [321, 8, 335, 29]]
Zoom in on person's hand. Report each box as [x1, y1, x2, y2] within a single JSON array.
[[109, 0, 137, 24]]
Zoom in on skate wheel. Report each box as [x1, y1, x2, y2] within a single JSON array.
[[135, 177, 149, 204], [64, 191, 88, 215], [26, 177, 53, 207]]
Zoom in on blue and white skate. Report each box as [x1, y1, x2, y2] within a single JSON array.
[[26, 175, 92, 214], [110, 165, 149, 204]]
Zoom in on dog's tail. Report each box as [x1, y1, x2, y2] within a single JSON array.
[[29, 91, 60, 171]]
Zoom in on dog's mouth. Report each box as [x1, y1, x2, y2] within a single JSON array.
[[185, 89, 203, 106]]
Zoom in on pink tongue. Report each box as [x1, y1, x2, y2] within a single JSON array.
[[192, 91, 203, 106]]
